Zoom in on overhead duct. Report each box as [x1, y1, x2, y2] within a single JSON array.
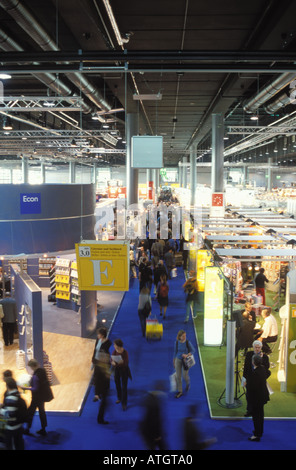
[[264, 92, 292, 114], [0, 27, 91, 114], [243, 72, 296, 114], [0, 0, 112, 113]]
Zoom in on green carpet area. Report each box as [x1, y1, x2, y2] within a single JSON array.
[[193, 290, 296, 418]]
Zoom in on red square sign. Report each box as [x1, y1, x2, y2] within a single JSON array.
[[212, 193, 224, 207]]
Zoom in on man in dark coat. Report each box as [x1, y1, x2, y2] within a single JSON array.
[[247, 354, 270, 442], [242, 340, 270, 417], [21, 358, 54, 436]]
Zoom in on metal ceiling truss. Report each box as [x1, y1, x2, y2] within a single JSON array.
[[0, 96, 83, 112], [227, 126, 296, 135]]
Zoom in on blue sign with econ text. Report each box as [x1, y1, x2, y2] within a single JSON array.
[[20, 193, 41, 214]]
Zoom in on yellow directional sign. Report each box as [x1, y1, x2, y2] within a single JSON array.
[[75, 241, 130, 291]]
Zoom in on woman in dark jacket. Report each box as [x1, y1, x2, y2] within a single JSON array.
[[247, 354, 270, 442]]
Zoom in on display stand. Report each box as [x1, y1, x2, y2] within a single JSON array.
[[11, 264, 43, 367], [277, 269, 296, 392], [48, 263, 56, 302]]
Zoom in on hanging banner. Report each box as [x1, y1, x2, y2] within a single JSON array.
[[287, 303, 296, 393], [204, 266, 224, 346], [196, 250, 213, 292], [75, 240, 130, 291]]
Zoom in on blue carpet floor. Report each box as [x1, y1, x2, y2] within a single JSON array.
[[23, 268, 296, 454]]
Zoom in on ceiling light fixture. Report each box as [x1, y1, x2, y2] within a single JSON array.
[[133, 93, 162, 101], [2, 117, 13, 130], [102, 0, 130, 47]]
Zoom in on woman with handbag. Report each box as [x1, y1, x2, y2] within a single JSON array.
[[173, 330, 195, 399]]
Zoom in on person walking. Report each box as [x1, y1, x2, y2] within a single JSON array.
[[153, 260, 167, 297], [139, 381, 168, 450], [21, 358, 53, 436], [156, 274, 169, 319], [173, 330, 195, 398], [91, 327, 112, 402], [0, 377, 25, 450], [138, 287, 152, 337], [164, 248, 175, 279], [247, 354, 270, 442], [182, 271, 199, 323], [111, 339, 132, 411], [96, 351, 111, 424], [254, 268, 269, 306]]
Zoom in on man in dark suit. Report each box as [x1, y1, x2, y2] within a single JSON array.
[[247, 354, 270, 442], [242, 340, 270, 417]]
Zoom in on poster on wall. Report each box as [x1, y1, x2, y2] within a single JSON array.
[[204, 266, 224, 346], [75, 240, 130, 291], [196, 250, 213, 292]]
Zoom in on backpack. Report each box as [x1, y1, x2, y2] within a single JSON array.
[[15, 395, 28, 424], [159, 283, 169, 297]]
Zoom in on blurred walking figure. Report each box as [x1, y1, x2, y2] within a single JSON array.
[[96, 351, 111, 425], [139, 381, 168, 450], [183, 404, 216, 450], [138, 287, 152, 337], [156, 274, 169, 319], [91, 327, 112, 402], [111, 339, 132, 411]]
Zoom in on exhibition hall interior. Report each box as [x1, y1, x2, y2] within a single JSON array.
[[0, 0, 296, 451]]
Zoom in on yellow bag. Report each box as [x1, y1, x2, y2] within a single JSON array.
[[146, 318, 163, 340]]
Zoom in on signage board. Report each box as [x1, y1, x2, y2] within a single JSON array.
[[196, 250, 213, 292], [75, 241, 129, 291], [204, 266, 224, 346], [210, 192, 225, 218], [20, 193, 41, 214]]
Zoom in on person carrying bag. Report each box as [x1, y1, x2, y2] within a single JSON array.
[[173, 330, 195, 398], [138, 287, 152, 337]]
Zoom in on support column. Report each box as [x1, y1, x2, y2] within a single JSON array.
[[126, 113, 139, 207], [211, 113, 224, 193], [182, 156, 187, 188], [190, 144, 197, 207], [242, 165, 248, 188], [211, 113, 225, 217], [267, 157, 273, 191], [178, 161, 182, 187], [69, 161, 75, 183], [92, 162, 97, 188], [22, 156, 29, 183], [153, 169, 160, 200], [146, 169, 153, 201], [40, 161, 46, 184]]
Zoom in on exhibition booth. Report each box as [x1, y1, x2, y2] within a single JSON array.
[[192, 207, 296, 417], [0, 184, 121, 415]]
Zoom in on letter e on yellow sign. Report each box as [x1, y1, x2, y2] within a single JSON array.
[[75, 241, 130, 291]]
